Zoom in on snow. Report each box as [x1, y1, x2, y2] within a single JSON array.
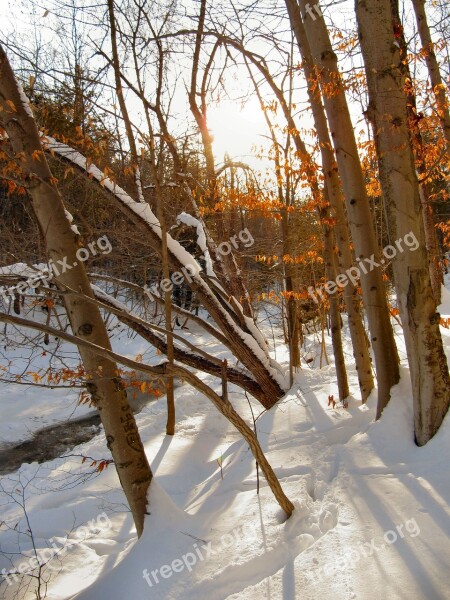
[[43, 138, 202, 276], [135, 166, 146, 204], [72, 386, 449, 600], [243, 314, 270, 355], [438, 279, 450, 317], [1, 286, 449, 600], [176, 212, 215, 278], [0, 262, 52, 305], [64, 209, 81, 236], [16, 80, 33, 119], [0, 262, 48, 279], [192, 274, 288, 389]]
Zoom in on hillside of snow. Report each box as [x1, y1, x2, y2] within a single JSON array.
[[0, 281, 449, 600]]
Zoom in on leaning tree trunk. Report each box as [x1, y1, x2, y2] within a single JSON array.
[[411, 0, 450, 150], [356, 0, 450, 446], [97, 9, 283, 403], [296, 0, 399, 417], [0, 310, 295, 518], [0, 46, 152, 536], [46, 138, 287, 408], [284, 0, 374, 402]]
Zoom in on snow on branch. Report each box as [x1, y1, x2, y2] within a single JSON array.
[[42, 137, 288, 391], [175, 212, 215, 277], [16, 79, 34, 119], [43, 137, 202, 276]]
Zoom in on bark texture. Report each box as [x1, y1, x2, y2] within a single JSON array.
[[389, 0, 443, 304], [297, 0, 399, 416], [356, 0, 450, 445], [0, 45, 152, 536]]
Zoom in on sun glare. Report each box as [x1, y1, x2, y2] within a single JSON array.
[[207, 101, 262, 163]]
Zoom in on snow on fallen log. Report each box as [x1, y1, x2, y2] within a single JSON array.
[[42, 137, 289, 392], [43, 137, 202, 277], [176, 211, 215, 277]]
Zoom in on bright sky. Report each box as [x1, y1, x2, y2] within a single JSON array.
[[207, 98, 267, 164], [0, 0, 304, 175], [0, 0, 439, 179]]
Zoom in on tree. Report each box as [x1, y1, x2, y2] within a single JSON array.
[[82, 0, 289, 406], [292, 0, 400, 417], [0, 45, 153, 536], [284, 0, 374, 401], [355, 0, 450, 445], [388, 0, 444, 304], [411, 0, 450, 150], [105, 0, 176, 435]]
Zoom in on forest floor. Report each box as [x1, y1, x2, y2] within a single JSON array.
[[0, 278, 449, 600]]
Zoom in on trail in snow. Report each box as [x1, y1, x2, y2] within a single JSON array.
[[0, 285, 449, 600]]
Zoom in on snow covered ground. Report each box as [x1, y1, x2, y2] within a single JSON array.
[[0, 282, 449, 600]]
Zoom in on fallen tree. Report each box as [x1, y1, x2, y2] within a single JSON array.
[[42, 138, 289, 408], [0, 310, 295, 518]]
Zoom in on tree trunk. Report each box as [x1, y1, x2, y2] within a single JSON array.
[[0, 45, 153, 536], [189, 0, 253, 318], [389, 0, 443, 305], [285, 0, 374, 402], [411, 0, 450, 150], [296, 0, 399, 417], [107, 0, 145, 199], [281, 196, 301, 381], [249, 61, 301, 381], [419, 184, 443, 304], [356, 0, 450, 445], [321, 203, 350, 401], [47, 138, 287, 407], [153, 178, 176, 436], [0, 311, 295, 518]]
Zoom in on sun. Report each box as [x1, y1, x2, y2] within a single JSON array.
[[207, 100, 262, 163]]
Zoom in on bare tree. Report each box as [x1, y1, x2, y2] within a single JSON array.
[[356, 0, 449, 445], [284, 0, 374, 401], [0, 45, 153, 536], [292, 0, 400, 417]]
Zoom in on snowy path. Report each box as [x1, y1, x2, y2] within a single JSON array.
[[1, 303, 449, 600], [68, 360, 450, 600]]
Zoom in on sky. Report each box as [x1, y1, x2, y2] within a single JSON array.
[[0, 0, 443, 179]]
